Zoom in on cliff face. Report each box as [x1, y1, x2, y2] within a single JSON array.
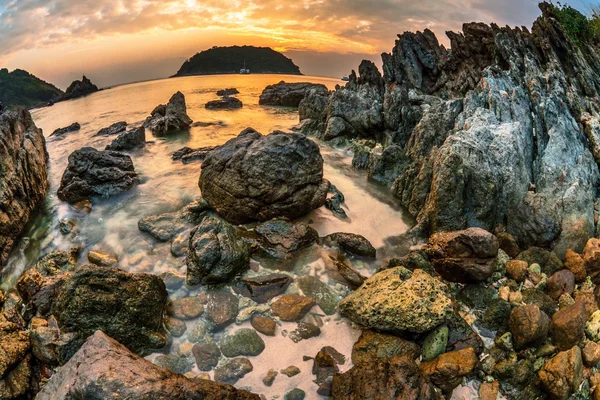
[[0, 108, 49, 266], [300, 3, 600, 257]]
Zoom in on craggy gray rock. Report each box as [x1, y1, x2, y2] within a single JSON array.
[[206, 97, 243, 110], [172, 146, 217, 163], [50, 122, 80, 137], [0, 108, 48, 266], [94, 121, 127, 137], [200, 129, 329, 224], [144, 91, 193, 136], [36, 331, 260, 400], [62, 75, 99, 101], [259, 81, 329, 107], [57, 147, 138, 204], [105, 126, 146, 151]]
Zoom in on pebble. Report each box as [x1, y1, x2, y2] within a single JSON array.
[[422, 325, 449, 362], [280, 366, 301, 377], [289, 322, 321, 343], [284, 388, 305, 400], [251, 315, 277, 336], [263, 368, 278, 386], [167, 296, 204, 320], [297, 276, 339, 315], [192, 342, 221, 371], [164, 317, 187, 337], [206, 289, 239, 330], [271, 295, 316, 321], [153, 354, 193, 374], [220, 328, 265, 357], [87, 250, 118, 266]]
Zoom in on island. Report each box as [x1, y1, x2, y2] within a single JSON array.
[[62, 75, 100, 101], [173, 46, 302, 76], [0, 68, 64, 109]]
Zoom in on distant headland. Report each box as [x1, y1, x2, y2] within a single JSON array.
[[173, 46, 302, 77]]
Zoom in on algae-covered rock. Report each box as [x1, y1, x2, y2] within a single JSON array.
[[220, 328, 265, 357], [297, 276, 340, 315], [422, 325, 449, 362]]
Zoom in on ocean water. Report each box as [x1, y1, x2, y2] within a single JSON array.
[[0, 74, 414, 398]]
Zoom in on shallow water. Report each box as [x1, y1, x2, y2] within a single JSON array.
[[0, 74, 413, 398]]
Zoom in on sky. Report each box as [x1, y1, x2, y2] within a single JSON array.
[[0, 0, 591, 89]]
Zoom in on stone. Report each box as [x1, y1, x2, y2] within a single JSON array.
[[138, 200, 208, 242], [63, 75, 99, 100], [217, 88, 239, 96], [154, 354, 194, 374], [234, 273, 292, 303], [53, 264, 168, 356], [200, 129, 329, 224], [259, 81, 328, 107], [551, 301, 586, 350], [250, 315, 276, 336], [105, 126, 146, 151], [297, 276, 339, 315], [496, 232, 520, 258], [220, 328, 265, 357], [586, 310, 600, 341], [323, 232, 377, 258], [508, 305, 550, 350], [583, 341, 600, 367], [574, 289, 598, 318], [94, 121, 127, 136], [263, 368, 277, 386], [214, 358, 253, 385], [546, 269, 575, 300], [289, 322, 321, 343], [73, 199, 92, 213], [339, 268, 454, 333], [87, 250, 118, 266], [522, 288, 557, 317], [419, 347, 478, 393], [284, 388, 305, 400], [244, 218, 318, 260], [506, 260, 528, 282], [517, 247, 562, 276], [271, 295, 316, 321], [0, 353, 31, 399], [206, 289, 239, 330], [57, 147, 138, 204], [564, 249, 587, 282], [205, 97, 243, 110], [538, 346, 584, 400], [164, 317, 187, 337], [186, 216, 250, 285], [172, 146, 217, 164], [50, 122, 81, 137], [280, 366, 300, 377], [35, 331, 259, 400], [167, 296, 204, 320], [351, 330, 420, 365], [585, 238, 600, 282], [144, 91, 193, 136], [192, 343, 221, 371], [479, 381, 500, 400], [422, 325, 449, 362], [0, 109, 48, 266]]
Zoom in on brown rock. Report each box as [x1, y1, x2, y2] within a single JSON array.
[[351, 330, 420, 365], [584, 238, 600, 282], [496, 232, 520, 258], [87, 250, 118, 267], [550, 302, 586, 350], [263, 369, 277, 386], [233, 274, 292, 303], [508, 305, 550, 350], [271, 295, 315, 321], [73, 200, 92, 214], [574, 290, 598, 319], [564, 249, 587, 283], [479, 381, 499, 400], [506, 260, 528, 282], [582, 341, 600, 367], [419, 347, 478, 393], [167, 297, 204, 320], [595, 386, 600, 400], [251, 315, 276, 336], [546, 270, 575, 300], [206, 289, 238, 330], [538, 346, 583, 400]]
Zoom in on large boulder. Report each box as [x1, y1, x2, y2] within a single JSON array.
[[339, 268, 454, 333], [144, 91, 193, 136], [53, 264, 168, 356], [105, 126, 146, 151], [186, 216, 250, 285], [57, 147, 138, 204], [200, 129, 329, 224], [0, 108, 48, 266], [36, 330, 259, 400], [259, 81, 329, 107]]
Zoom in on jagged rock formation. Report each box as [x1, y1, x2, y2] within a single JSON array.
[[50, 122, 80, 137], [300, 3, 600, 258], [144, 92, 193, 136], [0, 109, 48, 266], [259, 82, 329, 107], [62, 75, 99, 101]]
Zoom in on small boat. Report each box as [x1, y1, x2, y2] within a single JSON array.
[[341, 76, 349, 82], [240, 60, 251, 74]]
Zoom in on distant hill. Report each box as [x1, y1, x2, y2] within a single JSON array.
[[0, 68, 64, 109], [173, 46, 302, 76]]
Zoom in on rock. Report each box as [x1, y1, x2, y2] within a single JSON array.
[[35, 331, 259, 400], [63, 75, 99, 100], [284, 388, 305, 400], [205, 97, 243, 110], [57, 147, 138, 204], [538, 346, 583, 400], [0, 352, 31, 399], [420, 348, 478, 393], [482, 298, 512, 331], [574, 289, 598, 318], [171, 228, 192, 257], [458, 284, 495, 309], [186, 216, 250, 285], [59, 218, 76, 235], [583, 341, 600, 367], [251, 315, 276, 336], [313, 348, 341, 385], [281, 366, 300, 377], [384, 250, 434, 274], [138, 199, 208, 242], [339, 268, 454, 333], [144, 92, 193, 136], [206, 289, 239, 330], [506, 260, 528, 282], [425, 228, 499, 283], [0, 109, 48, 266], [172, 146, 217, 164], [479, 381, 500, 400], [522, 288, 557, 317], [297, 276, 339, 315], [586, 310, 600, 341], [53, 264, 168, 356], [200, 129, 329, 224], [87, 250, 118, 266], [244, 218, 318, 260], [94, 121, 127, 136], [0, 297, 30, 398], [496, 232, 520, 258], [154, 354, 194, 374], [564, 249, 587, 283], [259, 81, 328, 107], [234, 273, 292, 303], [217, 88, 239, 96], [289, 322, 321, 343], [220, 328, 265, 357], [164, 317, 187, 337], [333, 255, 367, 289], [271, 295, 316, 321], [323, 232, 376, 258], [584, 238, 600, 282], [517, 247, 562, 276], [167, 296, 204, 320], [546, 270, 575, 300], [508, 305, 550, 350], [263, 368, 277, 386], [331, 355, 439, 400], [214, 358, 253, 385], [422, 325, 449, 362], [551, 302, 586, 350], [192, 343, 221, 371], [73, 199, 93, 213], [50, 122, 81, 137], [351, 330, 420, 365], [105, 126, 146, 151]]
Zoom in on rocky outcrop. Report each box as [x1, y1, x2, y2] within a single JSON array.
[[94, 121, 127, 137], [57, 147, 138, 203], [50, 122, 80, 137], [217, 88, 239, 96], [200, 128, 329, 224], [62, 75, 99, 101], [205, 97, 243, 110], [0, 108, 48, 266], [36, 330, 259, 400], [259, 81, 329, 107], [144, 92, 193, 136], [105, 126, 146, 151], [300, 4, 600, 257]]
